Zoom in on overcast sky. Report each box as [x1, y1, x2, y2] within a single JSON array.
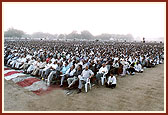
[[3, 2, 166, 40]]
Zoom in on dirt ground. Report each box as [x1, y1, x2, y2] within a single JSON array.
[[4, 64, 164, 111]]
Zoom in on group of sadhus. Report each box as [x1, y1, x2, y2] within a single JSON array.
[[4, 40, 164, 93]]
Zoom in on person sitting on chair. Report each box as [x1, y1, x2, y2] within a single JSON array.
[[67, 64, 82, 89], [96, 63, 108, 85], [60, 64, 76, 87], [77, 65, 94, 94], [59, 61, 70, 87]]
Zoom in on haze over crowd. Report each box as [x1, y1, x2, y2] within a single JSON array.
[[3, 3, 165, 41]]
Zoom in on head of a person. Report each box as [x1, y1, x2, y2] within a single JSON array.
[[78, 64, 82, 70], [85, 65, 89, 70], [70, 65, 75, 70], [65, 61, 68, 67], [49, 60, 52, 64], [63, 58, 66, 61], [137, 61, 139, 65], [76, 60, 79, 63], [59, 61, 63, 67], [42, 58, 45, 62], [68, 58, 72, 62], [54, 61, 57, 64], [98, 61, 101, 64], [30, 57, 34, 60], [37, 58, 41, 62], [102, 63, 106, 67], [72, 60, 76, 65]]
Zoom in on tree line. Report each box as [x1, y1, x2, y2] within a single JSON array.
[[4, 28, 134, 41]]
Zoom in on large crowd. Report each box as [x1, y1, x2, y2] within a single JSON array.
[[4, 40, 164, 93]]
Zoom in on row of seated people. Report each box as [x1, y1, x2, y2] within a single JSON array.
[[6, 55, 118, 93], [5, 53, 163, 93]]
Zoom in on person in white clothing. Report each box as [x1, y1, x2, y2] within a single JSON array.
[[41, 61, 53, 80], [31, 59, 45, 76], [27, 58, 39, 73], [67, 64, 82, 88], [20, 57, 35, 72], [121, 60, 130, 76], [46, 62, 62, 86], [134, 61, 143, 73], [77, 65, 94, 94], [11, 55, 22, 68], [43, 61, 58, 78], [96, 63, 108, 85], [15, 55, 27, 69], [105, 73, 117, 89], [60, 65, 76, 87]]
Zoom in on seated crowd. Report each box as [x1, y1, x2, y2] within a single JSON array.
[[4, 40, 164, 93]]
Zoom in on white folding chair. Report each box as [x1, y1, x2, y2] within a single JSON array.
[[85, 78, 91, 92], [101, 73, 107, 85], [100, 66, 109, 85]]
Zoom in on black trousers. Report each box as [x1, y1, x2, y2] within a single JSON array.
[[105, 82, 116, 88], [128, 68, 135, 73]]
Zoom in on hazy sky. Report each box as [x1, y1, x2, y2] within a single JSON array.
[[3, 2, 165, 40]]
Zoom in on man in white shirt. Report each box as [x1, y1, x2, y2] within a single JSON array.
[[120, 59, 128, 76], [20, 57, 35, 72], [43, 61, 58, 77], [96, 63, 108, 85], [134, 61, 143, 73], [65, 65, 76, 77], [27, 58, 40, 73], [31, 59, 44, 76], [67, 64, 82, 88], [60, 65, 76, 87], [46, 62, 62, 86], [77, 65, 94, 94], [41, 61, 53, 80], [26, 53, 32, 60], [105, 73, 117, 89], [11, 55, 21, 68], [51, 57, 56, 64], [15, 55, 27, 69]]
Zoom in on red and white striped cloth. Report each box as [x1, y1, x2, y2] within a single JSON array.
[[4, 66, 62, 95]]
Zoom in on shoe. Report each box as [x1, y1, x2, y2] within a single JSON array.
[[65, 87, 70, 90], [59, 85, 63, 87], [47, 82, 50, 86], [30, 74, 34, 76], [127, 71, 130, 75], [77, 89, 81, 94], [92, 84, 95, 87]]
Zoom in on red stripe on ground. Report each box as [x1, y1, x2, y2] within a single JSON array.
[[32, 85, 63, 96], [4, 71, 21, 76], [16, 78, 41, 87], [4, 68, 10, 70]]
